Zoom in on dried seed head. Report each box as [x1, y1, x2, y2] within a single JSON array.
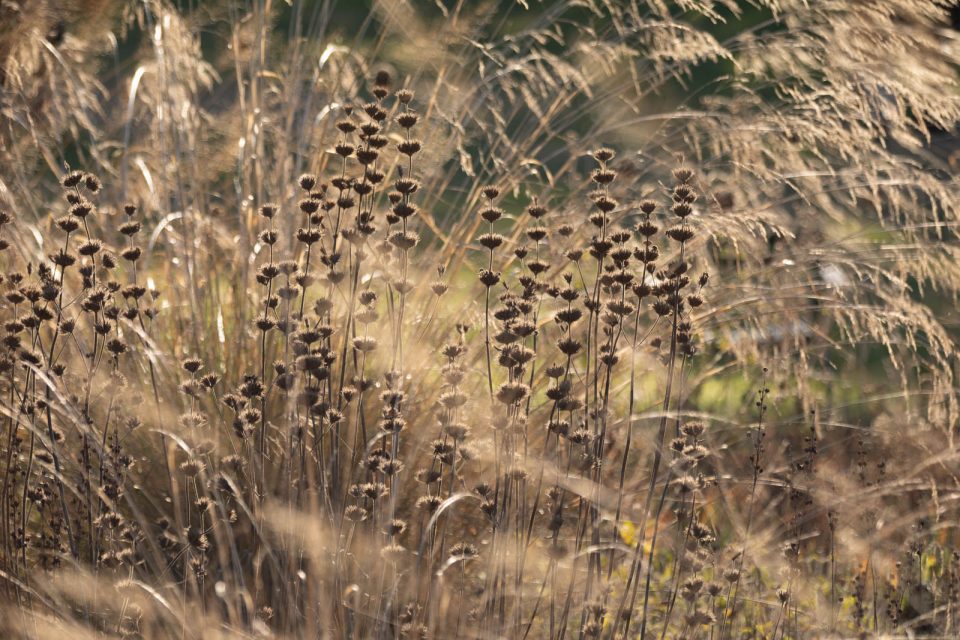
[[299, 199, 320, 214], [179, 459, 205, 477], [62, 171, 84, 188], [593, 148, 615, 163], [397, 140, 422, 156], [70, 201, 93, 218], [396, 112, 419, 128], [496, 382, 529, 405], [345, 505, 367, 522], [478, 269, 500, 288], [78, 240, 102, 256], [450, 542, 479, 558], [356, 148, 379, 164], [592, 169, 616, 185], [666, 225, 695, 243], [681, 422, 706, 438], [120, 221, 141, 236], [416, 495, 443, 513], [480, 206, 503, 224], [55, 216, 80, 234]]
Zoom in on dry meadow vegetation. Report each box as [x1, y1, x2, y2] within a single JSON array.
[[2, 1, 960, 638]]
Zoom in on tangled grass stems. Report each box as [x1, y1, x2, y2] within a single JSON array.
[[2, 2, 960, 639]]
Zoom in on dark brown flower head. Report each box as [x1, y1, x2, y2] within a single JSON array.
[[105, 338, 127, 355], [545, 364, 565, 378], [78, 240, 102, 256], [478, 269, 500, 288], [666, 225, 695, 243], [342, 505, 366, 522], [526, 227, 547, 242], [367, 134, 389, 150], [336, 119, 356, 134], [359, 123, 380, 137], [480, 206, 503, 224], [681, 422, 706, 439], [527, 201, 547, 218], [397, 140, 422, 156], [451, 542, 478, 558], [416, 495, 443, 513], [392, 202, 418, 219], [363, 102, 387, 121], [55, 216, 79, 234], [200, 373, 220, 389], [387, 519, 407, 536], [673, 202, 693, 218], [592, 169, 616, 185], [478, 233, 504, 250], [62, 170, 84, 188], [653, 299, 672, 316], [396, 112, 418, 128], [593, 148, 615, 163], [84, 174, 101, 193], [637, 219, 659, 237], [593, 196, 617, 213], [120, 221, 141, 236], [70, 201, 93, 218], [356, 148, 379, 165]]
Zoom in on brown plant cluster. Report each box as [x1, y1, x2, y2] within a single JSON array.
[[2, 2, 960, 639]]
